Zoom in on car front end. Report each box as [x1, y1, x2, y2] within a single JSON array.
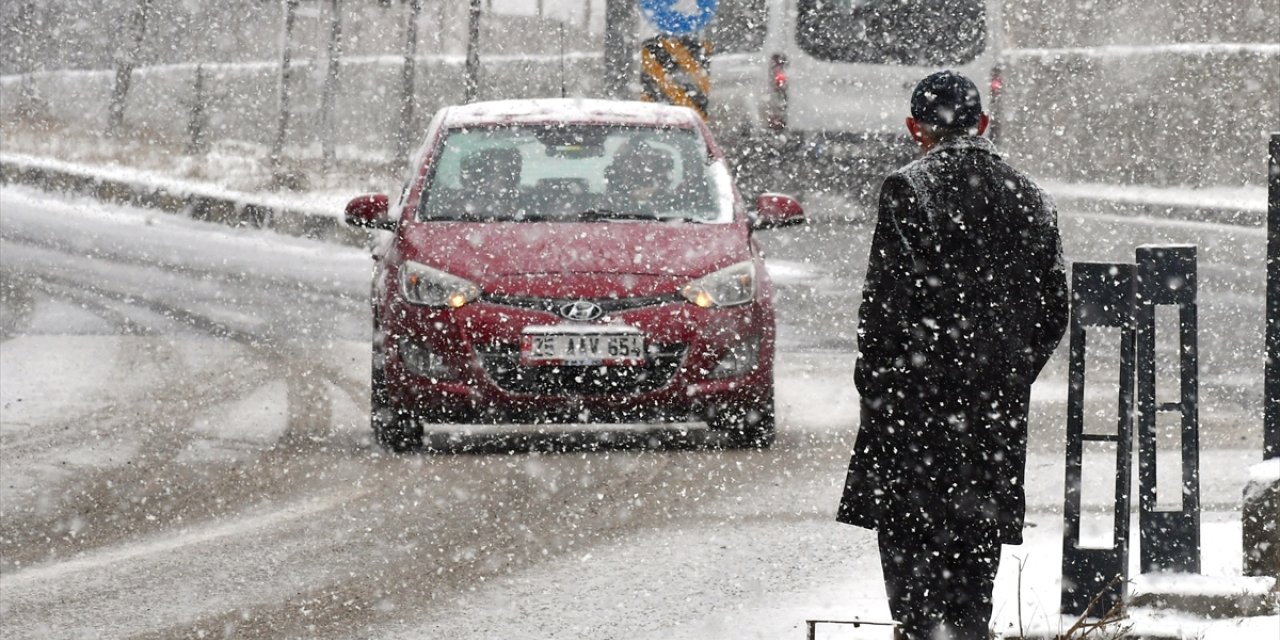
[[378, 230, 776, 427], [352, 99, 802, 450]]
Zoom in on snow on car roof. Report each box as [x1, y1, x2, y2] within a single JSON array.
[[440, 98, 703, 129]]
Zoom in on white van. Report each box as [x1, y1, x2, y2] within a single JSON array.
[[703, 0, 1005, 199]]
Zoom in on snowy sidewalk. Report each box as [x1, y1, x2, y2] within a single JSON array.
[[987, 514, 1277, 640]]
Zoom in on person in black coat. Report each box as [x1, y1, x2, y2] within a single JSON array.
[[837, 70, 1069, 640]]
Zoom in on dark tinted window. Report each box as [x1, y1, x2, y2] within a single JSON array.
[[708, 0, 768, 54], [796, 0, 986, 66]]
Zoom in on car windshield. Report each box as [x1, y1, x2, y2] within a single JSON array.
[[417, 124, 732, 223]]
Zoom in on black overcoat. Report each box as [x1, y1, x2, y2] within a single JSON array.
[[836, 135, 1069, 544]]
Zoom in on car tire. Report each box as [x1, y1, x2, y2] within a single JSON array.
[[371, 359, 423, 453], [707, 391, 776, 449]]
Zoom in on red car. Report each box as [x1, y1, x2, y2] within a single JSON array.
[[346, 99, 804, 451]]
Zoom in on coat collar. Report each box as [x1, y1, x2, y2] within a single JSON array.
[[927, 134, 998, 157]]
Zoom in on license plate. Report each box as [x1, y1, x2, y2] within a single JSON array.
[[520, 326, 645, 366]]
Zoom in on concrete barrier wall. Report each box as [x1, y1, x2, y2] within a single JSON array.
[[0, 155, 367, 247]]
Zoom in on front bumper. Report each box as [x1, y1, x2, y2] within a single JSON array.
[[381, 295, 775, 423]]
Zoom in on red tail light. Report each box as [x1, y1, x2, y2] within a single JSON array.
[[767, 53, 789, 131], [988, 65, 1004, 142], [770, 54, 788, 88]]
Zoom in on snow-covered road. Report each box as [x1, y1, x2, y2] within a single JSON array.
[[0, 186, 1273, 638]]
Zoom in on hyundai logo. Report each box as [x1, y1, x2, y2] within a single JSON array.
[[559, 300, 603, 322]]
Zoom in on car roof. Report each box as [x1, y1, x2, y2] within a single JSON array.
[[439, 98, 704, 129]]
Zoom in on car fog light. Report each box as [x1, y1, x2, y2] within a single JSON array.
[[711, 337, 761, 379], [399, 339, 454, 379]]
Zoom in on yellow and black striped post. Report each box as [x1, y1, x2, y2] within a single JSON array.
[[640, 36, 710, 118]]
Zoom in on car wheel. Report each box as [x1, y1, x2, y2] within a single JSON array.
[[371, 358, 423, 453], [707, 391, 776, 449]]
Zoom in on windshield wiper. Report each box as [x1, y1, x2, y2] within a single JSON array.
[[573, 208, 661, 222], [425, 211, 554, 222]]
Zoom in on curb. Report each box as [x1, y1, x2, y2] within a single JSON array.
[[1047, 194, 1266, 228], [0, 156, 369, 248], [1129, 590, 1279, 620]]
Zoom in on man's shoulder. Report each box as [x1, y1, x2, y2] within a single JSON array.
[[887, 155, 937, 194], [936, 139, 1052, 205], [995, 160, 1055, 211]]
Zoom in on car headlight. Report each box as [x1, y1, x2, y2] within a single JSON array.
[[399, 260, 480, 308], [682, 261, 756, 308]]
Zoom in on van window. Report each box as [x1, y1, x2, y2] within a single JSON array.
[[708, 0, 768, 54], [795, 0, 986, 66]]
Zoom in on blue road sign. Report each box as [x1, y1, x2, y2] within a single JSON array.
[[639, 0, 718, 35]]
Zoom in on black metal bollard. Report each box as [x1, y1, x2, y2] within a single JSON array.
[[1246, 134, 1280, 578], [1061, 262, 1137, 617], [1266, 133, 1279, 460], [1135, 245, 1201, 574]]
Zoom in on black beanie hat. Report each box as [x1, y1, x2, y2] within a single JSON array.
[[910, 70, 983, 128]]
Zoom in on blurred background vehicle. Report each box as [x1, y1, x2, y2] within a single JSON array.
[[703, 0, 1004, 201]]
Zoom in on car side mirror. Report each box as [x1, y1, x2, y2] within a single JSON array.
[[752, 193, 805, 230], [344, 194, 395, 230]]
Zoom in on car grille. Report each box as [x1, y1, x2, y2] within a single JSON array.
[[476, 343, 687, 395], [482, 293, 684, 316]]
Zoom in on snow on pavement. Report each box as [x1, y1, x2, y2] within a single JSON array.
[[2, 181, 1276, 638]]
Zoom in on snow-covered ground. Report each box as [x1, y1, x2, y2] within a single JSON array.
[[2, 184, 1275, 638], [0, 0, 1275, 634]]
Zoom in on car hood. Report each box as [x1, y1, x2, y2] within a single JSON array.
[[399, 221, 750, 295]]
